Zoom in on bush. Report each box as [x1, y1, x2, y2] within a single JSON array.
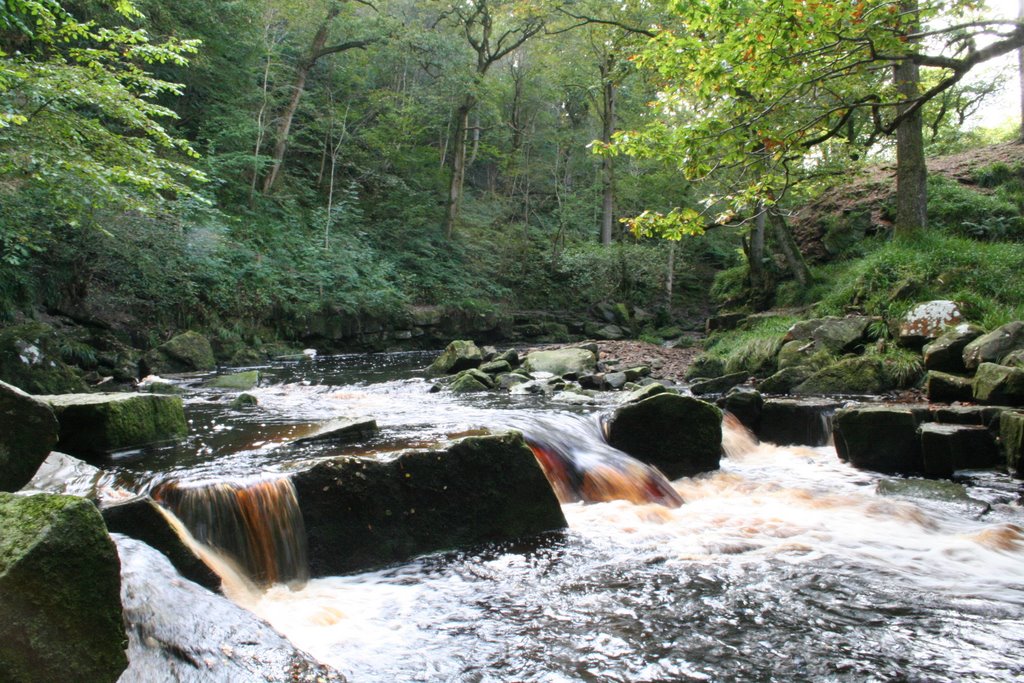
[[927, 175, 1023, 241]]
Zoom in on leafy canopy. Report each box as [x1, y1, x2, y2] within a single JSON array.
[[607, 0, 1018, 239]]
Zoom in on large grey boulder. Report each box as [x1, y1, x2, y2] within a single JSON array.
[[792, 356, 892, 396], [922, 323, 984, 373], [784, 316, 876, 354], [114, 536, 342, 682], [427, 340, 484, 375], [0, 493, 127, 682], [1000, 411, 1024, 477], [140, 330, 216, 375], [522, 348, 597, 378], [918, 423, 1000, 478], [690, 372, 748, 396], [898, 300, 963, 347], [0, 379, 59, 492], [972, 363, 1024, 405], [962, 321, 1024, 371], [101, 496, 220, 590], [291, 432, 566, 576], [833, 405, 926, 474], [757, 398, 842, 447], [38, 392, 187, 460], [604, 394, 722, 479]]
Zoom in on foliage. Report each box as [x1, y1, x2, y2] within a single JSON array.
[[927, 175, 1023, 240]]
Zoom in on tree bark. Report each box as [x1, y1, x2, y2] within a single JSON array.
[[444, 97, 475, 238], [746, 207, 773, 311], [1019, 0, 1024, 142], [893, 1, 927, 238], [600, 58, 616, 246], [768, 211, 811, 287]]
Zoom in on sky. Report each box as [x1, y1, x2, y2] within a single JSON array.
[[970, 0, 1021, 129]]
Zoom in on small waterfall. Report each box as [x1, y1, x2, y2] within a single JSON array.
[[152, 477, 309, 590], [511, 414, 684, 508]]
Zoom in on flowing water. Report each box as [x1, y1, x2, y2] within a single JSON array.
[[111, 352, 1024, 682]]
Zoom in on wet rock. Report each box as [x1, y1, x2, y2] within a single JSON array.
[[758, 366, 815, 394], [594, 324, 626, 340], [925, 371, 974, 403], [757, 398, 842, 447], [204, 370, 260, 390], [496, 373, 530, 391], [427, 340, 484, 375], [1003, 349, 1024, 367], [898, 300, 963, 348], [480, 359, 512, 375], [101, 496, 219, 590], [962, 321, 1024, 371], [1000, 411, 1024, 477], [291, 432, 566, 575], [494, 349, 520, 366], [522, 348, 597, 377], [290, 417, 379, 446], [231, 392, 259, 408], [834, 405, 925, 474], [793, 356, 891, 396], [551, 391, 596, 406], [114, 535, 343, 682], [605, 394, 722, 479], [972, 363, 1024, 405], [719, 386, 764, 433], [876, 479, 989, 517], [0, 323, 89, 394], [39, 392, 187, 461], [622, 382, 672, 404], [922, 323, 984, 373], [21, 451, 105, 499], [604, 371, 629, 390], [450, 371, 492, 393], [0, 379, 59, 492], [141, 331, 216, 375], [930, 405, 1005, 428], [624, 366, 651, 382], [690, 372, 748, 396], [918, 423, 1000, 478], [0, 493, 127, 682]]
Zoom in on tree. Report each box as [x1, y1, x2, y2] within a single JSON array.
[[611, 0, 1024, 242], [0, 0, 202, 262], [432, 0, 546, 238], [260, 0, 381, 194]]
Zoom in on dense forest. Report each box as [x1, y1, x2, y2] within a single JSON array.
[[2, 0, 1024, 388]]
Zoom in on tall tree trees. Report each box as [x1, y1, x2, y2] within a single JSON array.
[[612, 0, 1024, 242]]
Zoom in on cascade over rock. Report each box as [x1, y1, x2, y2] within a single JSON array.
[[604, 393, 722, 479], [756, 398, 842, 447], [834, 405, 929, 474], [291, 432, 566, 576], [0, 493, 127, 683], [0, 379, 59, 492]]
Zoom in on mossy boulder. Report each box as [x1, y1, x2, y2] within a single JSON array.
[[919, 423, 1000, 478], [876, 478, 988, 515], [690, 372, 749, 396], [793, 356, 891, 396], [40, 393, 187, 460], [685, 355, 726, 380], [605, 393, 722, 479], [522, 348, 597, 378], [784, 316, 876, 354], [999, 411, 1024, 477], [291, 432, 566, 576], [141, 331, 216, 376], [962, 321, 1024, 371], [833, 405, 925, 474], [480, 359, 512, 375], [427, 340, 484, 375], [922, 323, 984, 373], [622, 382, 673, 403], [0, 493, 127, 682], [758, 366, 816, 395], [719, 386, 764, 432], [972, 363, 1024, 405], [0, 323, 88, 394], [204, 370, 260, 390], [0, 380, 59, 492], [450, 370, 492, 393], [925, 371, 974, 403]]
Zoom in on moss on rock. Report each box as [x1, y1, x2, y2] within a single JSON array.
[[40, 393, 187, 460], [0, 380, 59, 492], [0, 493, 127, 682], [141, 331, 216, 375], [793, 356, 892, 396]]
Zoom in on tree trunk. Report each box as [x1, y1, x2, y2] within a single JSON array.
[[444, 97, 474, 238], [893, 1, 927, 237], [600, 59, 617, 246], [665, 241, 676, 312], [747, 208, 773, 311], [1019, 0, 1024, 142], [768, 211, 811, 287]]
